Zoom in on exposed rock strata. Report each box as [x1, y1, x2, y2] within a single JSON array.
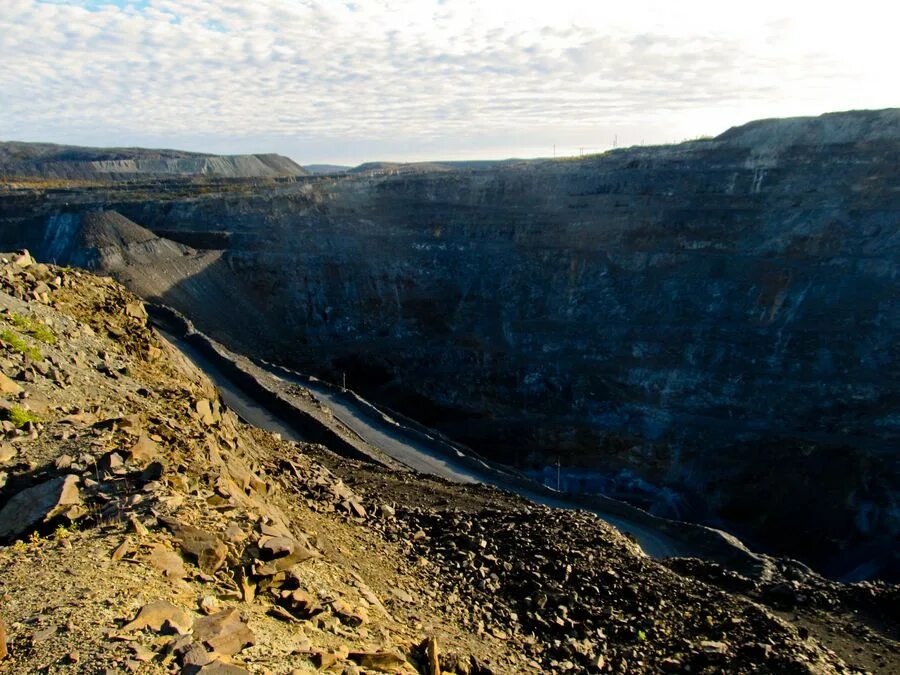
[[0, 109, 897, 579]]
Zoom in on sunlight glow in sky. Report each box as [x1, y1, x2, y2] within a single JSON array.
[[1, 0, 897, 164]]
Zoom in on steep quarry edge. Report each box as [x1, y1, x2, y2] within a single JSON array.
[[0, 252, 895, 673], [147, 302, 769, 575]]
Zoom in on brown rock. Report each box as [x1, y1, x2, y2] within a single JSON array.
[[199, 595, 221, 615], [127, 434, 159, 466], [0, 474, 82, 538], [223, 522, 246, 543], [180, 641, 214, 667], [111, 538, 131, 562], [330, 599, 367, 627], [160, 518, 228, 574], [346, 497, 367, 518], [12, 251, 34, 268], [0, 616, 7, 660], [130, 644, 155, 662], [124, 301, 148, 321], [148, 545, 187, 579], [237, 566, 256, 604], [195, 399, 217, 426], [0, 444, 16, 464], [254, 535, 319, 575], [348, 651, 407, 671], [660, 657, 683, 672], [278, 588, 322, 620], [311, 651, 341, 669], [197, 662, 250, 675], [423, 636, 440, 675], [129, 515, 149, 537], [0, 372, 22, 395], [122, 600, 193, 635], [258, 535, 295, 557], [193, 608, 255, 657]]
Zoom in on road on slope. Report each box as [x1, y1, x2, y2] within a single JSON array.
[[161, 332, 687, 559], [292, 377, 684, 558]]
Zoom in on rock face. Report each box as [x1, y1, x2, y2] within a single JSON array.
[[0, 141, 306, 179], [1, 108, 898, 577]]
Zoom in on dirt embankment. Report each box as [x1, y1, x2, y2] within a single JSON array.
[[0, 251, 895, 674]]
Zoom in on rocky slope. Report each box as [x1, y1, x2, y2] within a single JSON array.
[[0, 142, 306, 179], [0, 109, 897, 582], [0, 251, 896, 674]]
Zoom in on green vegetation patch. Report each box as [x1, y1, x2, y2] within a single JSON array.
[[0, 329, 43, 361], [6, 405, 41, 427], [5, 312, 57, 345]]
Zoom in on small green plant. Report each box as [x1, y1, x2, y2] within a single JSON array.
[[29, 323, 56, 345], [7, 405, 41, 427], [0, 329, 43, 361], [11, 539, 27, 554], [28, 531, 44, 547], [4, 313, 56, 345], [637, 630, 647, 642], [53, 524, 72, 541]]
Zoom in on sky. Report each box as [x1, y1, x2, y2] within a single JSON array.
[[1, 0, 897, 165]]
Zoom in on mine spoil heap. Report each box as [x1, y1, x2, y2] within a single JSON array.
[[0, 251, 896, 672]]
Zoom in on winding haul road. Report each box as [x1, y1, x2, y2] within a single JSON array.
[[163, 331, 758, 565], [291, 376, 684, 558]]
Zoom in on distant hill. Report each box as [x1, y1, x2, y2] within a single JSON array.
[[303, 164, 351, 175], [0, 141, 307, 179]]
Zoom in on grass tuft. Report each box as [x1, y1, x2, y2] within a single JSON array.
[[0, 329, 43, 361], [5, 313, 56, 345], [7, 405, 41, 427]]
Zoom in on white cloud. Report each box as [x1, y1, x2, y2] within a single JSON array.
[[1, 0, 897, 163]]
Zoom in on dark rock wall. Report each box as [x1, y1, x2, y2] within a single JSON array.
[[2, 112, 897, 576]]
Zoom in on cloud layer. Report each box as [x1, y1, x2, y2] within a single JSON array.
[[1, 0, 897, 162]]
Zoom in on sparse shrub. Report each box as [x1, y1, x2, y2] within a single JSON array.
[[0, 328, 43, 360], [7, 405, 41, 427], [29, 323, 57, 345]]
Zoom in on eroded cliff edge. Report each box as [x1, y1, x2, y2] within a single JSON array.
[[1, 108, 898, 579]]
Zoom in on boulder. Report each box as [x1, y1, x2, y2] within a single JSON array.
[[148, 545, 187, 579], [0, 372, 22, 396], [254, 534, 319, 576], [192, 608, 255, 657], [122, 600, 193, 635], [127, 434, 159, 466], [124, 300, 148, 321], [0, 444, 16, 464], [12, 251, 33, 268], [0, 475, 81, 539], [161, 518, 228, 574]]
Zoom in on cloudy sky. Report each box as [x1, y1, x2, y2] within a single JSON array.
[[1, 0, 897, 164]]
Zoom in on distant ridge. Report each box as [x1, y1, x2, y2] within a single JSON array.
[[0, 141, 307, 179], [349, 158, 527, 175], [303, 164, 351, 175], [715, 108, 900, 148]]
